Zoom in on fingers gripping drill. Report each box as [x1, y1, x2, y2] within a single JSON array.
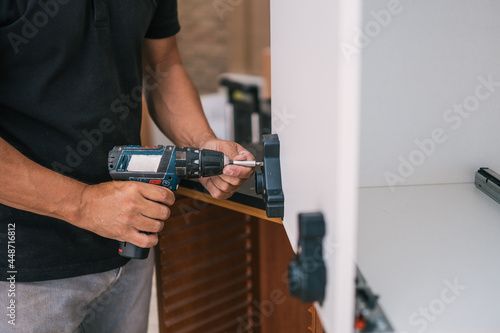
[[108, 145, 261, 259]]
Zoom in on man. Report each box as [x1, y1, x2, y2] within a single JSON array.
[[0, 1, 254, 332]]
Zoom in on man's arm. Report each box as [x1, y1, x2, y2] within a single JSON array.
[[142, 36, 254, 199], [0, 137, 174, 248]]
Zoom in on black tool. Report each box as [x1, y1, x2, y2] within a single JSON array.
[[288, 212, 327, 304]]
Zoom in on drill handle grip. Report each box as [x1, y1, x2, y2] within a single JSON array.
[[118, 241, 150, 259]]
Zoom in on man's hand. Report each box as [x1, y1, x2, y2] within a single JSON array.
[[199, 138, 256, 199], [76, 181, 175, 248]]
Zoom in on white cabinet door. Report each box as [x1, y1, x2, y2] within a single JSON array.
[[271, 1, 362, 332]]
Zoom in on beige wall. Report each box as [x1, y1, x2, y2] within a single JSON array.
[[175, 0, 270, 94], [142, 1, 271, 145]]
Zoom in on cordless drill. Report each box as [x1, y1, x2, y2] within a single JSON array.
[[108, 145, 261, 259]]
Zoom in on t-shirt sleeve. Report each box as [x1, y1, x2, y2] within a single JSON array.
[[145, 0, 181, 39]]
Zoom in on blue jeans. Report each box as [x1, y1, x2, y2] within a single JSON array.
[[0, 252, 155, 333]]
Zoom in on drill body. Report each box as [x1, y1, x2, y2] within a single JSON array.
[[108, 145, 227, 259]]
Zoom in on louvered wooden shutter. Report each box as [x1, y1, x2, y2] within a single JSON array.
[[155, 197, 260, 333], [155, 196, 324, 332]]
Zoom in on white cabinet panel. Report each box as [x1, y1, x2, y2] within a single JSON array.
[[358, 184, 500, 332], [360, 0, 500, 188], [271, 0, 361, 331]]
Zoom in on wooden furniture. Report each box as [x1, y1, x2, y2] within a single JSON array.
[[155, 189, 324, 332]]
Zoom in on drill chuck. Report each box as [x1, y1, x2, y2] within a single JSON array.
[[174, 147, 226, 178]]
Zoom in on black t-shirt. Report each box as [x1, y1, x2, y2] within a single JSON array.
[[0, 0, 180, 281]]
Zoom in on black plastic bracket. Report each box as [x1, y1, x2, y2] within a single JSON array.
[[288, 212, 327, 304], [355, 267, 393, 332], [254, 134, 284, 218]]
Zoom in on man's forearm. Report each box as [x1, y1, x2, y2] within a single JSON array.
[[0, 137, 174, 248], [142, 36, 256, 200], [0, 138, 85, 224], [144, 62, 216, 147], [143, 38, 217, 148]]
